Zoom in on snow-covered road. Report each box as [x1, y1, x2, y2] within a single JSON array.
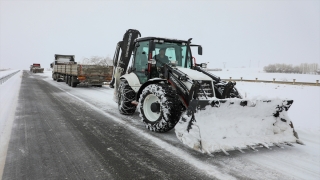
[[1, 69, 319, 179]]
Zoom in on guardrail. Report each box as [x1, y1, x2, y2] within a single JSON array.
[[222, 77, 319, 86], [0, 70, 20, 85]]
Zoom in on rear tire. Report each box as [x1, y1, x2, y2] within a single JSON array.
[[139, 83, 183, 132], [68, 76, 72, 86], [118, 81, 136, 115], [65, 76, 69, 84], [56, 75, 60, 82], [71, 76, 77, 87]]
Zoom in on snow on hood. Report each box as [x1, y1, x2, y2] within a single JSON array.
[[176, 67, 212, 81]]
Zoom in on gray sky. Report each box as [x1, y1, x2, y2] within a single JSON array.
[[0, 0, 319, 69]]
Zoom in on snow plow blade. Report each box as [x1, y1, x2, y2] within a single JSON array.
[[175, 98, 302, 154]]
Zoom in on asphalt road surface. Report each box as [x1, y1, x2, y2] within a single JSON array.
[[2, 71, 217, 180]]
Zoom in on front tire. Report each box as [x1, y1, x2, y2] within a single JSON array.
[[118, 81, 136, 115], [139, 83, 183, 132]]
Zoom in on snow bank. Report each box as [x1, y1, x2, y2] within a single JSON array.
[[0, 70, 22, 177], [0, 69, 20, 79]]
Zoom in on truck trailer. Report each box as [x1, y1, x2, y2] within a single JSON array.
[[51, 54, 113, 87]]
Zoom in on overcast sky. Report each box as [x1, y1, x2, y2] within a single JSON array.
[[0, 0, 319, 69]]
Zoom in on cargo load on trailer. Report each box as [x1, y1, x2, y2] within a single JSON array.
[[110, 29, 303, 155], [50, 54, 113, 87]]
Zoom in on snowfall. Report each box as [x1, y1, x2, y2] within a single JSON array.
[[0, 68, 319, 180]]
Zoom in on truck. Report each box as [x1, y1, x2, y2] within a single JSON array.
[[110, 29, 303, 155], [30, 63, 44, 73], [50, 54, 113, 87]]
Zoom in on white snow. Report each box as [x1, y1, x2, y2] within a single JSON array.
[[0, 70, 22, 178], [176, 98, 298, 153], [211, 67, 320, 83], [1, 68, 319, 179], [0, 69, 20, 79], [177, 67, 212, 80], [209, 68, 320, 179]]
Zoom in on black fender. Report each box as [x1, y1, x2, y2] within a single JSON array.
[[136, 79, 167, 101]]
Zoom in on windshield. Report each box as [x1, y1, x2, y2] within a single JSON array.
[[152, 41, 192, 68]]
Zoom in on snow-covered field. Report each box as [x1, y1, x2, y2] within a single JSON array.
[[211, 67, 320, 83], [210, 68, 320, 134], [0, 68, 319, 179], [0, 70, 18, 76]]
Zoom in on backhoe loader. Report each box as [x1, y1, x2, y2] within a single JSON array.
[[110, 29, 303, 155]]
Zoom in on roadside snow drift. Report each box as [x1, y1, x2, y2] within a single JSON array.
[[175, 98, 298, 154]]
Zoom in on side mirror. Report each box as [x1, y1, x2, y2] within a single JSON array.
[[198, 46, 203, 55], [50, 63, 53, 68], [195, 63, 207, 68]]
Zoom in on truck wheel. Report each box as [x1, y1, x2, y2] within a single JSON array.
[[71, 77, 77, 87], [56, 75, 60, 82], [118, 81, 136, 115], [65, 76, 69, 84], [68, 76, 72, 86], [139, 83, 184, 132]]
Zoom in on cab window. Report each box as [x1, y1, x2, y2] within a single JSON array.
[[151, 42, 191, 68], [133, 41, 149, 84]]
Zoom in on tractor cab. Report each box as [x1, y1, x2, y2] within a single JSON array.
[[130, 37, 202, 84]]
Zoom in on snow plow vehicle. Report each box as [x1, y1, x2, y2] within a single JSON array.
[[30, 63, 44, 73], [111, 29, 303, 155]]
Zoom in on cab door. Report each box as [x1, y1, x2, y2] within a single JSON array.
[[132, 41, 149, 84]]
